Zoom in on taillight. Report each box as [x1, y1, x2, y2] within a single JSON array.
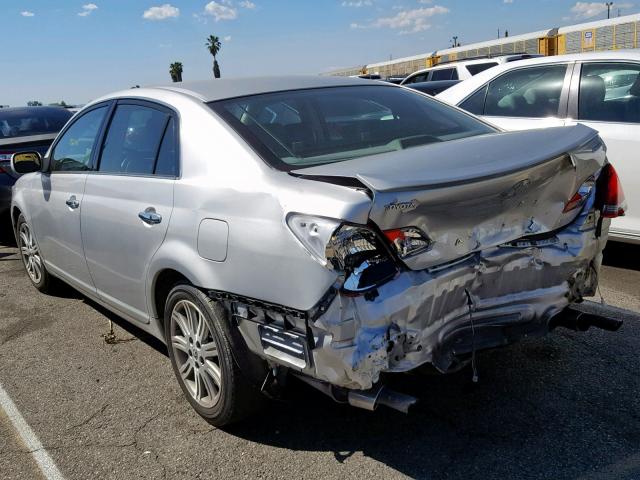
[[595, 163, 626, 218], [287, 214, 398, 292], [0, 152, 13, 173], [383, 227, 432, 258]]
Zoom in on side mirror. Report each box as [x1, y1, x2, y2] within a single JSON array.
[[11, 151, 43, 175]]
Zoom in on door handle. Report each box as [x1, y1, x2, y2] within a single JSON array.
[[138, 208, 162, 225], [65, 195, 80, 209]]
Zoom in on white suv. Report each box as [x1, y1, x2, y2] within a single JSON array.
[[437, 51, 639, 244], [401, 54, 542, 85]]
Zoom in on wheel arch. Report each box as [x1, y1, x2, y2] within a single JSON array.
[[150, 267, 194, 323]]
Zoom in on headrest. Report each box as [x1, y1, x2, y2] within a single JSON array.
[[629, 73, 640, 96]]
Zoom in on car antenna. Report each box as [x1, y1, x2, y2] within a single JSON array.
[[464, 288, 479, 383]]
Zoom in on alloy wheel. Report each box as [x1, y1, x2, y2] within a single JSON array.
[[19, 222, 43, 284], [170, 299, 222, 408]]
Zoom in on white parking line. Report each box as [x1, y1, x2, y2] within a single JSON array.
[[0, 382, 65, 480]]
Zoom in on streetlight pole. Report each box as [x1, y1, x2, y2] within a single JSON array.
[[606, 2, 613, 19]]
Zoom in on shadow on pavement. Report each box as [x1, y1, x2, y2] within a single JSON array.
[[603, 241, 640, 271], [227, 331, 640, 479]]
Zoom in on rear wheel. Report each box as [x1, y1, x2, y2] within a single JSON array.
[[16, 214, 52, 293], [164, 284, 262, 426]]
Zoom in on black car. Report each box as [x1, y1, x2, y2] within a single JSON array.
[[405, 80, 461, 96], [0, 107, 73, 217]]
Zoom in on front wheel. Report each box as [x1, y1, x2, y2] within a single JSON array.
[[164, 284, 263, 426], [16, 214, 52, 293]]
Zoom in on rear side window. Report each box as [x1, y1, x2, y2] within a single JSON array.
[[466, 62, 498, 76], [431, 68, 457, 81], [99, 104, 170, 175], [578, 62, 640, 123], [211, 85, 495, 170], [483, 64, 567, 118], [155, 118, 178, 176], [51, 106, 108, 172], [0, 108, 72, 139]]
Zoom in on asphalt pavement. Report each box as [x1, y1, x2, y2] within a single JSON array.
[[0, 236, 638, 480]]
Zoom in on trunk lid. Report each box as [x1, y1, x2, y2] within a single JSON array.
[[293, 125, 605, 270]]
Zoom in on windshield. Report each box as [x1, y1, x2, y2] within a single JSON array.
[[210, 85, 495, 170], [0, 108, 73, 139]]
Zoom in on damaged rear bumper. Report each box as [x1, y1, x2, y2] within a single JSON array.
[[220, 207, 609, 391]]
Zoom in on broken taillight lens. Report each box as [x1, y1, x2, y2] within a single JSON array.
[[286, 214, 398, 292], [384, 227, 432, 258], [595, 163, 626, 218], [326, 225, 398, 291]]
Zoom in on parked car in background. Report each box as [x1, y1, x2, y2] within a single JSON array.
[[405, 79, 461, 96], [384, 76, 406, 85], [0, 107, 73, 218], [401, 54, 543, 85], [350, 73, 382, 80], [10, 77, 623, 426], [437, 51, 638, 244]]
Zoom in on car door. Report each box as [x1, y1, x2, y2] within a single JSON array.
[[458, 63, 572, 131], [81, 100, 178, 323], [29, 104, 110, 294], [565, 61, 640, 242]]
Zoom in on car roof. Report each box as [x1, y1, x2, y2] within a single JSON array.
[[408, 80, 461, 88], [437, 50, 640, 104], [150, 75, 389, 102], [407, 56, 517, 76]]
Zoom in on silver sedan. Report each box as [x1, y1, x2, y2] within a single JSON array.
[[9, 76, 624, 425]]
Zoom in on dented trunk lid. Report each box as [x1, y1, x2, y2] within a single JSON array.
[[293, 125, 605, 270]]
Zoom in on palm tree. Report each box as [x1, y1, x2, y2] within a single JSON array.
[[205, 35, 222, 79], [169, 62, 183, 82]]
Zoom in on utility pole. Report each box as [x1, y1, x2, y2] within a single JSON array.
[[605, 2, 613, 19]]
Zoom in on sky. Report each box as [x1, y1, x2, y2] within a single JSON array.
[[1, 0, 637, 106]]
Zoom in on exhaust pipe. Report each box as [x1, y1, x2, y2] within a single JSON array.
[[348, 385, 418, 414], [552, 306, 623, 332], [294, 373, 418, 414]]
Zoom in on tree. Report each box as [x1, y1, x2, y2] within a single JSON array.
[[205, 35, 222, 79], [169, 62, 183, 83], [27, 100, 42, 106]]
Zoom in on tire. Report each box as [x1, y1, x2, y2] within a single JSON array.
[[16, 214, 52, 293], [164, 284, 264, 426]]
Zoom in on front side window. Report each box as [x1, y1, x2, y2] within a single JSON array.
[[51, 106, 108, 172], [211, 85, 495, 170], [404, 73, 428, 84], [483, 64, 567, 118], [98, 104, 169, 175], [459, 85, 488, 115], [578, 62, 640, 123]]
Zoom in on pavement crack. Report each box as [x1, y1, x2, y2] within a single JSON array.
[[67, 403, 110, 430]]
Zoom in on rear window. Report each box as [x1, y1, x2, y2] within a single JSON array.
[[466, 62, 498, 76], [431, 68, 457, 81], [210, 86, 494, 170], [0, 108, 72, 139]]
